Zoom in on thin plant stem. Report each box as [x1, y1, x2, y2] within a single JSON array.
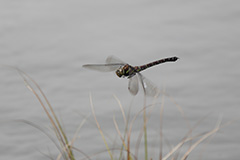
[[143, 96, 148, 160], [89, 93, 113, 160], [138, 73, 148, 160], [159, 87, 165, 160]]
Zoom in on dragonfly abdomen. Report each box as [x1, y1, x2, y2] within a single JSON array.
[[135, 56, 179, 72]]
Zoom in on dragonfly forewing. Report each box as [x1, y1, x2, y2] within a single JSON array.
[[82, 64, 123, 72], [128, 75, 139, 95], [106, 56, 126, 64]]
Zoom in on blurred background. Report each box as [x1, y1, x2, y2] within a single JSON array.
[[0, 0, 239, 159]]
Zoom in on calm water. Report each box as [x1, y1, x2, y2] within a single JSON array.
[[0, 0, 240, 159]]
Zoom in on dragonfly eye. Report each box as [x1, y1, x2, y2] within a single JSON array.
[[116, 69, 123, 77]]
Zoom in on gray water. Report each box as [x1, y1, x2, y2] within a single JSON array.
[[0, 0, 240, 159]]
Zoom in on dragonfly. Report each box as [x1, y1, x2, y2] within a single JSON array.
[[83, 56, 178, 97]]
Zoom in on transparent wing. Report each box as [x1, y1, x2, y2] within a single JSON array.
[[83, 56, 126, 72], [82, 63, 123, 72], [106, 55, 126, 64], [128, 75, 139, 95], [138, 73, 160, 97]]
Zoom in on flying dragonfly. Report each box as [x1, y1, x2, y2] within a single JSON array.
[[83, 56, 178, 97]]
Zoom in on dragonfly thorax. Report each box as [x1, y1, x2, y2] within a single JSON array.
[[115, 64, 136, 78]]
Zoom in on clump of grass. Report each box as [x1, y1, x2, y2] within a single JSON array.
[[11, 67, 78, 160], [86, 88, 231, 160], [4, 66, 235, 160]]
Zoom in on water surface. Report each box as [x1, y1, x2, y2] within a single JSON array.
[[0, 0, 240, 159]]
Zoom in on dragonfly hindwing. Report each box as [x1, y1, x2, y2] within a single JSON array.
[[128, 75, 139, 95], [138, 73, 160, 97]]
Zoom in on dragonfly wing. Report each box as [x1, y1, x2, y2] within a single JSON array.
[[106, 56, 126, 64], [128, 75, 139, 95], [138, 73, 160, 97], [82, 64, 123, 72]]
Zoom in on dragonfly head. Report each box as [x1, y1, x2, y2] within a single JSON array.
[[116, 68, 124, 78]]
